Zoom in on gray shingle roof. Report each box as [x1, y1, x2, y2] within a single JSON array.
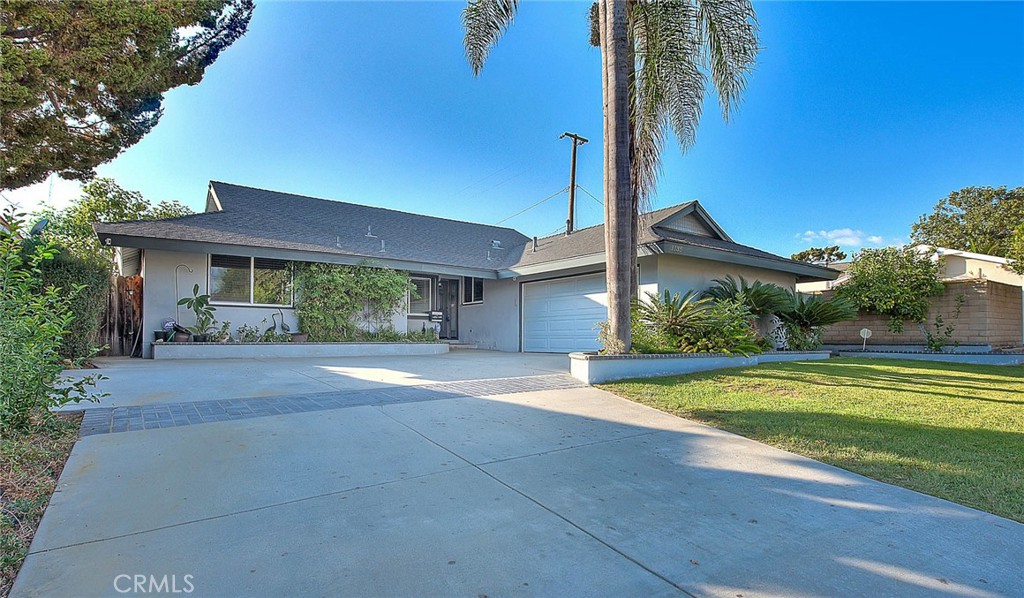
[[95, 182, 531, 270], [507, 201, 836, 277], [509, 203, 694, 266], [94, 181, 835, 279]]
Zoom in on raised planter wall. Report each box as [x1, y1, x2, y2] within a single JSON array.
[[152, 342, 449, 360], [569, 351, 831, 384]]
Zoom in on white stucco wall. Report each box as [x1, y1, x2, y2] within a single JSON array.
[[459, 278, 520, 351], [654, 254, 797, 295], [141, 249, 300, 357], [141, 249, 801, 357], [942, 256, 1024, 287]]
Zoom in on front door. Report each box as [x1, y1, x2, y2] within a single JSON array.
[[437, 278, 459, 339]]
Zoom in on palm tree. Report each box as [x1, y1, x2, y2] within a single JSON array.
[[462, 0, 759, 351]]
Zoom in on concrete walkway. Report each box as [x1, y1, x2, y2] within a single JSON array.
[[16, 354, 1024, 597]]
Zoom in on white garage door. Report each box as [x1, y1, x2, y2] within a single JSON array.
[[522, 273, 608, 353]]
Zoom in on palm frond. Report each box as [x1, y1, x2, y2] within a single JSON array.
[[777, 292, 858, 329], [462, 0, 520, 76], [628, 0, 759, 204], [696, 0, 760, 121], [704, 275, 790, 315], [630, 0, 705, 204], [635, 289, 713, 336]]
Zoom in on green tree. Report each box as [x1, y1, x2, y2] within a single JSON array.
[[910, 186, 1024, 257], [462, 0, 758, 351], [38, 178, 193, 256], [1, 0, 254, 190], [836, 246, 945, 333], [1007, 225, 1024, 275], [791, 245, 847, 265], [1, 208, 104, 432]]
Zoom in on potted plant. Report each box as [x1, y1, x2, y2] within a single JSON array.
[[172, 324, 192, 343], [154, 317, 177, 343], [177, 284, 217, 342], [211, 320, 233, 343]]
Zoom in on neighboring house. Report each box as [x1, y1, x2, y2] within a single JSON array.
[[929, 246, 1024, 287], [95, 181, 839, 357], [793, 262, 850, 293], [796, 246, 1024, 348], [798, 246, 1024, 294]]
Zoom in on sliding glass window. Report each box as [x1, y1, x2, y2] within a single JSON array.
[[209, 255, 293, 306]]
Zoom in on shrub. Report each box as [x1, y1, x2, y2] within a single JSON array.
[[629, 291, 763, 356], [1, 209, 104, 432], [677, 299, 763, 356], [294, 262, 412, 341], [704, 276, 791, 316], [38, 252, 110, 359], [837, 247, 944, 333], [630, 305, 679, 354]]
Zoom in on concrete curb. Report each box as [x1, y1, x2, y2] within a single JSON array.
[[568, 351, 831, 384]]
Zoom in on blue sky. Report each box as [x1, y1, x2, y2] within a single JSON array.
[[7, 0, 1023, 257]]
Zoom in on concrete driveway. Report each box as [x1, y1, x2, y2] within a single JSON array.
[[15, 352, 1024, 597], [64, 351, 568, 408]]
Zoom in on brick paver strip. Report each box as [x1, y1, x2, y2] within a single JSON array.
[[76, 374, 584, 436]]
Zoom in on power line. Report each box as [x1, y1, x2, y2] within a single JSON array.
[[451, 162, 518, 198], [475, 169, 525, 197], [494, 186, 568, 225], [576, 184, 603, 206]]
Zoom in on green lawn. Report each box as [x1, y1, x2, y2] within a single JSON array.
[[601, 358, 1024, 522]]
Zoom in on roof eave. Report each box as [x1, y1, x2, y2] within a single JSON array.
[[498, 245, 661, 279], [97, 233, 501, 279], [657, 241, 840, 281]]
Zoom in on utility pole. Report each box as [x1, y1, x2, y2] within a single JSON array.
[[559, 132, 588, 235]]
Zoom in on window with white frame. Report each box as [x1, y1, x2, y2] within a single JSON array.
[[409, 277, 431, 315], [462, 276, 484, 304], [209, 255, 293, 306]]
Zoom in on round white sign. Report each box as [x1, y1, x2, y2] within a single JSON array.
[[859, 328, 873, 339]]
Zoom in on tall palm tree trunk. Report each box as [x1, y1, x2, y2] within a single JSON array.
[[627, 1, 639, 304], [600, 0, 634, 351]]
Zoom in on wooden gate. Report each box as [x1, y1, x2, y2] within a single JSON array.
[[99, 275, 144, 357]]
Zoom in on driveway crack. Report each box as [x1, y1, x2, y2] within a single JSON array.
[[26, 465, 472, 556]]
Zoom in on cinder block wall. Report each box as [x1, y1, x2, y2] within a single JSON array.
[[820, 280, 1023, 348]]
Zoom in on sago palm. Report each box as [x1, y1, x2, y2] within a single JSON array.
[[705, 275, 790, 315], [777, 292, 858, 331], [635, 289, 712, 337]]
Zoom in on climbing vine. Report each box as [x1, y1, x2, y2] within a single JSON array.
[[293, 262, 413, 341]]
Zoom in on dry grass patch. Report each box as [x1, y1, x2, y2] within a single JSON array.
[[1, 412, 81, 597]]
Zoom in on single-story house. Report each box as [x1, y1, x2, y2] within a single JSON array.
[[95, 181, 839, 357]]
